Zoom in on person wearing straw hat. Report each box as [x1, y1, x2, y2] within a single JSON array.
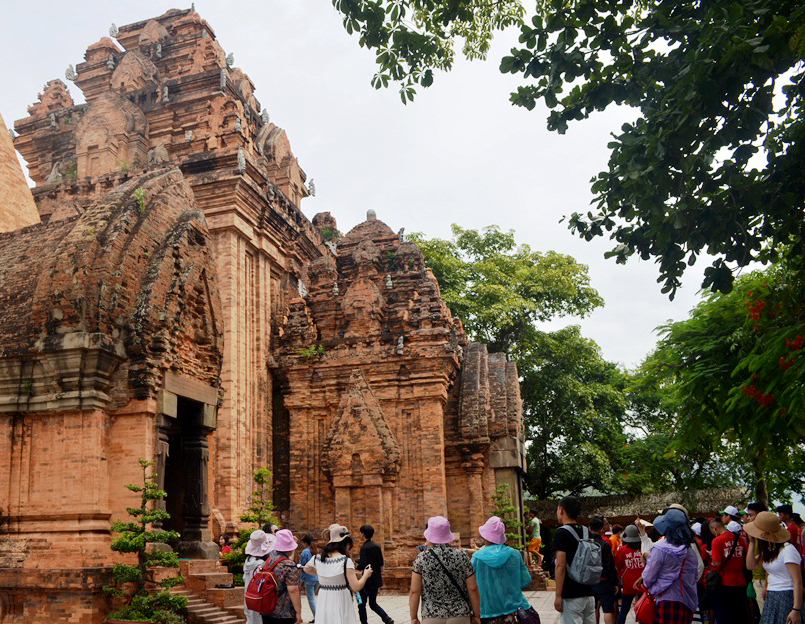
[[470, 516, 533, 623], [302, 524, 373, 624], [262, 529, 303, 624], [745, 511, 803, 624], [245, 530, 272, 624], [410, 516, 481, 624], [614, 525, 645, 624]]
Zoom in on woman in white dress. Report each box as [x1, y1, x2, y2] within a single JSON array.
[[303, 524, 373, 624]]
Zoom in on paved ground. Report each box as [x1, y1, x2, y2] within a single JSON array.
[[298, 590, 639, 624]]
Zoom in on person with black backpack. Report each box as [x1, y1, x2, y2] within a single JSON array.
[[554, 496, 600, 624]]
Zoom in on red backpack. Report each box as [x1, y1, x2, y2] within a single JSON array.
[[245, 556, 289, 614]]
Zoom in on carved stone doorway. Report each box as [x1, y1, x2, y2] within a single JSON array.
[[160, 396, 217, 559]]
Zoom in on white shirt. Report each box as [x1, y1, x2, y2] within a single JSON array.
[[764, 543, 802, 592]]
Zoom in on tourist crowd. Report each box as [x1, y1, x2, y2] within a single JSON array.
[[545, 496, 803, 624], [216, 498, 802, 624], [223, 514, 536, 624]]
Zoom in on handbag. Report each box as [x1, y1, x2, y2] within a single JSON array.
[[705, 533, 740, 591], [633, 556, 687, 624], [515, 606, 541, 624]]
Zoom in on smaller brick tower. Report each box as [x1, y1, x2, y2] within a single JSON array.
[[0, 112, 39, 232]]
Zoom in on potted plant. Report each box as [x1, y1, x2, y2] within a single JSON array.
[[221, 467, 279, 585], [103, 459, 187, 623]]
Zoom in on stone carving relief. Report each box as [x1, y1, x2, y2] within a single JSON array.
[[74, 91, 148, 177], [27, 80, 74, 118], [111, 50, 160, 93], [138, 19, 170, 47], [321, 370, 401, 480], [342, 277, 384, 339]]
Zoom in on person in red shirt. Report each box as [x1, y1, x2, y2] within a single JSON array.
[[708, 518, 751, 624], [777, 504, 802, 553], [614, 525, 644, 624]]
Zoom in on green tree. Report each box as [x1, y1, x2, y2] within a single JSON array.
[[103, 459, 187, 624], [521, 326, 629, 498], [490, 483, 524, 548], [643, 265, 805, 503], [620, 369, 741, 495], [333, 0, 805, 297], [412, 226, 630, 498], [222, 467, 280, 585], [410, 225, 603, 354]]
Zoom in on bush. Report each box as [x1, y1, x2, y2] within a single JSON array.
[[103, 459, 187, 623], [221, 467, 279, 585]]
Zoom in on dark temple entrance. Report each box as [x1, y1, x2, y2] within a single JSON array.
[[159, 395, 217, 559]]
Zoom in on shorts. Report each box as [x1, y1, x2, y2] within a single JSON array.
[[592, 584, 616, 614], [528, 538, 542, 553]]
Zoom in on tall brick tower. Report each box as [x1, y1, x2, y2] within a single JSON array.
[[0, 112, 39, 232]]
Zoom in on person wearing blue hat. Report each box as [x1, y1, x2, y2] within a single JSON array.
[[641, 509, 699, 623]]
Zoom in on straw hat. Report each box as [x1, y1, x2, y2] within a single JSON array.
[[744, 511, 790, 543]]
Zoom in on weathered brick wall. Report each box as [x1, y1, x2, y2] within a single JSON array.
[[0, 169, 224, 623], [0, 112, 39, 232]]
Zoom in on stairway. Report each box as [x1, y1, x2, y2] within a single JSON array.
[[170, 559, 246, 624]]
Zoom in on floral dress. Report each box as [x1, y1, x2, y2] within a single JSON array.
[[412, 544, 475, 619]]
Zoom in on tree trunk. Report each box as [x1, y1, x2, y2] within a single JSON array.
[[754, 447, 769, 505]]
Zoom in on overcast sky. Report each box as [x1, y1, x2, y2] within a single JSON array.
[[0, 0, 711, 369]]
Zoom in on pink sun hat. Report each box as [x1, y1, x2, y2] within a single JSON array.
[[424, 516, 456, 544], [478, 516, 506, 544], [273, 529, 298, 553]]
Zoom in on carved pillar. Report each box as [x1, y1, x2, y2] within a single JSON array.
[[153, 415, 170, 532], [177, 421, 217, 559]]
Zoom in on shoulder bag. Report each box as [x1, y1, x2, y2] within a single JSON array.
[[634, 555, 687, 624], [428, 548, 473, 614], [705, 533, 740, 591]]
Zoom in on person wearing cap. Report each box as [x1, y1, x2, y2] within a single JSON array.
[[262, 529, 303, 624], [614, 525, 645, 624], [747, 503, 771, 615], [641, 509, 699, 624], [720, 505, 744, 527], [778, 506, 803, 554], [745, 510, 803, 624], [410, 516, 481, 624], [470, 516, 532, 623], [708, 516, 751, 624], [245, 530, 272, 624], [302, 524, 373, 624]]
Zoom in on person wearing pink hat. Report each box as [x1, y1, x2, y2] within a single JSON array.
[[470, 516, 535, 623], [409, 516, 481, 624], [261, 529, 302, 624]]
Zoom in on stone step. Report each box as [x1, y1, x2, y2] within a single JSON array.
[[185, 572, 235, 592], [180, 559, 224, 576], [172, 584, 246, 624], [205, 586, 245, 608]]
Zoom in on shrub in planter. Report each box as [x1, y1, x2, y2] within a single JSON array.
[[103, 459, 187, 623]]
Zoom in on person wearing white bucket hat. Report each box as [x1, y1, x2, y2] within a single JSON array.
[[244, 530, 271, 624]]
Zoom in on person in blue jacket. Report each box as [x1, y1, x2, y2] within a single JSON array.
[[471, 516, 535, 623]]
